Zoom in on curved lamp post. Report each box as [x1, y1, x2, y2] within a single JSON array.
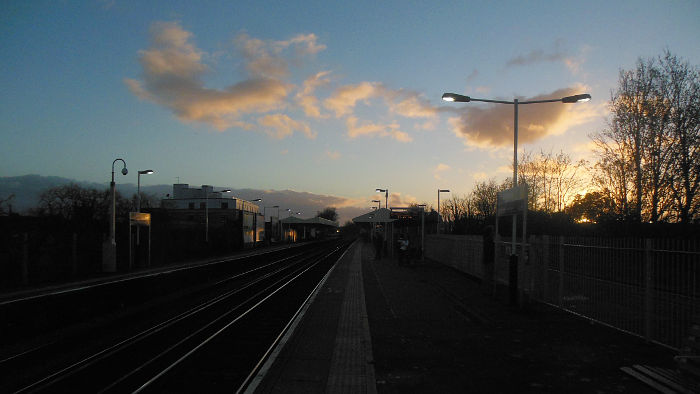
[[110, 159, 128, 246], [437, 189, 450, 234], [442, 91, 590, 272]]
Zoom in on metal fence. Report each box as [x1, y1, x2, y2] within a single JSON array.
[[429, 234, 700, 351]]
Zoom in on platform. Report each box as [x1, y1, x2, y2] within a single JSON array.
[[251, 241, 677, 393]]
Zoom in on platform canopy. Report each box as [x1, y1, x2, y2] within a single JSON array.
[[352, 208, 395, 223]]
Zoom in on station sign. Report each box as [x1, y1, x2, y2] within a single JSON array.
[[129, 212, 151, 226], [497, 184, 528, 216]]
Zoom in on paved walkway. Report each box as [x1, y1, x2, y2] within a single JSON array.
[[255, 241, 677, 393]]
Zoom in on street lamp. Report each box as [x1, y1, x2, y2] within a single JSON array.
[[442, 91, 590, 270], [110, 159, 128, 246], [136, 169, 154, 246], [205, 187, 230, 244], [376, 188, 388, 209], [137, 170, 154, 213], [437, 189, 450, 234], [372, 199, 381, 209], [417, 204, 426, 261]]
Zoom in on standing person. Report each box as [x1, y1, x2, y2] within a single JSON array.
[[374, 229, 384, 260], [398, 233, 409, 266]]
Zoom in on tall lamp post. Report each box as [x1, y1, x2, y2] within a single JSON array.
[[205, 187, 231, 244], [437, 188, 450, 234], [372, 199, 381, 209], [264, 205, 279, 243], [110, 159, 128, 246], [442, 92, 590, 278], [417, 204, 426, 261], [376, 188, 388, 209], [136, 169, 154, 246]]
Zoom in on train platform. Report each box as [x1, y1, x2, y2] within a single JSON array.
[[251, 240, 677, 393]]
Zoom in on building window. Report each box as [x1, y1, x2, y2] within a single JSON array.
[[188, 202, 195, 209], [221, 202, 228, 209], [200, 202, 206, 209]]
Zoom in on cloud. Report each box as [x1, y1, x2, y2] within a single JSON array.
[[126, 22, 294, 131], [324, 150, 341, 160], [433, 163, 451, 180], [345, 116, 412, 142], [258, 114, 316, 139], [384, 90, 438, 118], [295, 71, 331, 118], [323, 82, 379, 118], [472, 171, 488, 180], [448, 86, 599, 148], [506, 40, 586, 74], [506, 40, 587, 72], [275, 33, 326, 55]]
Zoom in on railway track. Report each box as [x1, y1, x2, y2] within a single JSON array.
[[0, 240, 350, 393]]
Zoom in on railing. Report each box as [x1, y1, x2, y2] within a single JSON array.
[[428, 234, 700, 351]]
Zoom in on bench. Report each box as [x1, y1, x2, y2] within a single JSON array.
[[621, 320, 700, 393]]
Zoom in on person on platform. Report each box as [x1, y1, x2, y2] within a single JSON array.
[[374, 229, 384, 260], [398, 233, 409, 266]]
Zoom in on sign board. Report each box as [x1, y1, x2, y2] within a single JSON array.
[[497, 184, 528, 216], [129, 212, 151, 226]]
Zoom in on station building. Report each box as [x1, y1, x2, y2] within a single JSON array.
[[161, 184, 264, 245]]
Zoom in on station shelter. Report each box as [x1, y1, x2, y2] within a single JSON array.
[[279, 216, 339, 242]]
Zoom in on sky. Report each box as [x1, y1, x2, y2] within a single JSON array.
[[2, 1, 699, 223]]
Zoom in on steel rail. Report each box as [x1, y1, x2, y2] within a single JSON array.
[[133, 244, 342, 392], [12, 248, 321, 393]]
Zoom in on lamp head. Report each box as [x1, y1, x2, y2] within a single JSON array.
[[139, 169, 154, 175], [562, 93, 591, 103], [121, 167, 128, 176], [221, 189, 231, 193], [442, 93, 471, 102]]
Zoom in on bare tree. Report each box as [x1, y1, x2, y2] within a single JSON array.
[[590, 50, 700, 223], [661, 51, 700, 223], [518, 150, 586, 213], [0, 193, 15, 215]]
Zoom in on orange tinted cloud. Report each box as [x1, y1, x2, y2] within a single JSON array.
[[258, 113, 315, 139], [448, 86, 597, 148], [126, 22, 292, 131], [346, 116, 412, 142]]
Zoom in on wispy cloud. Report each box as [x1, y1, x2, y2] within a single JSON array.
[[125, 22, 331, 138], [323, 82, 379, 118], [433, 163, 450, 180], [345, 116, 412, 142], [295, 71, 331, 118], [448, 85, 599, 148], [506, 40, 584, 73], [324, 150, 341, 160], [258, 113, 315, 139], [125, 22, 296, 131]]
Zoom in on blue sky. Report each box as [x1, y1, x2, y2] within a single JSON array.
[[2, 1, 699, 222]]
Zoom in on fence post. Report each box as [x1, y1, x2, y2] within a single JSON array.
[[72, 233, 78, 277], [22, 233, 29, 285], [644, 238, 653, 341], [542, 235, 549, 303], [558, 236, 565, 308]]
